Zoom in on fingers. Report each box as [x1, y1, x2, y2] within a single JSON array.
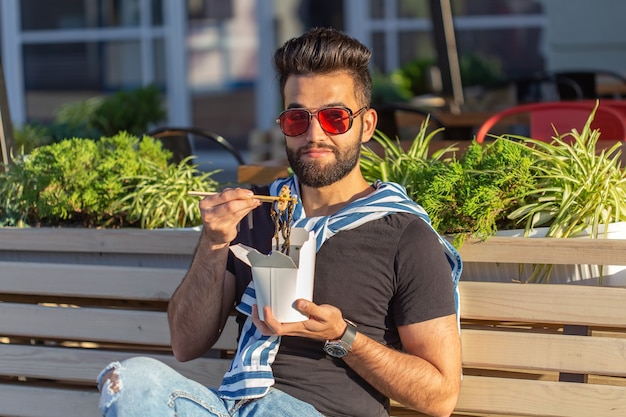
[[251, 305, 273, 334], [199, 188, 259, 216], [199, 188, 262, 245], [251, 301, 346, 341]]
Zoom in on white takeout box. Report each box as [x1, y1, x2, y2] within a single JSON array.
[[230, 227, 316, 322]]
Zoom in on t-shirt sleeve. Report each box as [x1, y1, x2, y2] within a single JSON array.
[[392, 217, 457, 326]]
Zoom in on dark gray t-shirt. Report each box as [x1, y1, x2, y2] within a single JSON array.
[[227, 190, 456, 417]]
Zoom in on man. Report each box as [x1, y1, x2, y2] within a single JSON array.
[[98, 27, 461, 417]]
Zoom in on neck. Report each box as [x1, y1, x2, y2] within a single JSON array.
[[299, 172, 374, 217]]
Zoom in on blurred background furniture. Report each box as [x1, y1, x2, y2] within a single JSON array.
[[146, 126, 245, 165], [373, 103, 445, 141], [474, 73, 584, 107], [475, 101, 626, 143], [554, 70, 626, 99], [147, 126, 246, 184]]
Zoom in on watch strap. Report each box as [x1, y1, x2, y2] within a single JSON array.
[[341, 319, 357, 346]]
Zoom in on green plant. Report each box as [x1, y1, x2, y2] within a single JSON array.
[[391, 57, 437, 97], [0, 132, 218, 229], [361, 123, 539, 246], [505, 109, 626, 282], [12, 123, 54, 154], [362, 107, 626, 282], [510, 126, 626, 237], [361, 120, 455, 188], [458, 53, 503, 87], [371, 72, 413, 105], [117, 156, 220, 229], [93, 84, 166, 137], [375, 54, 503, 103]]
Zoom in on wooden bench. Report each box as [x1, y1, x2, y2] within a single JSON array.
[[1, 228, 626, 417]]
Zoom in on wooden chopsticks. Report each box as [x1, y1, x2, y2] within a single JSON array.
[[188, 191, 291, 203]]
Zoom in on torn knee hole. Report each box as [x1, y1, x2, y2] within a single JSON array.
[[102, 369, 121, 393]]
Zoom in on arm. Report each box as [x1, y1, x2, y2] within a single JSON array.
[[344, 314, 461, 417], [168, 188, 261, 361]]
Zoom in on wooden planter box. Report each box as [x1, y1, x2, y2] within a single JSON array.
[[456, 234, 626, 287], [461, 222, 626, 286]]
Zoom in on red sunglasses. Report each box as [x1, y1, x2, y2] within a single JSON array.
[[276, 106, 368, 137]]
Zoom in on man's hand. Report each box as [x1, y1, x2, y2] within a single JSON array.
[[251, 299, 347, 341], [199, 188, 261, 248]]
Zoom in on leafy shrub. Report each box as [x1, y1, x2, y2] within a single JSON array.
[[362, 123, 540, 246], [93, 84, 166, 137], [0, 132, 219, 228], [371, 72, 413, 105], [13, 123, 55, 154], [361, 108, 626, 252], [118, 157, 219, 229], [508, 111, 626, 239], [381, 54, 502, 99]]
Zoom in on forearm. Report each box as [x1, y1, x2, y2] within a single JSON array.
[[168, 233, 232, 361], [343, 331, 461, 417]]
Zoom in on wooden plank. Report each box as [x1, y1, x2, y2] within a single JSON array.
[[459, 281, 626, 327], [0, 262, 184, 301], [457, 236, 626, 266], [0, 384, 100, 417], [0, 303, 171, 346], [3, 227, 626, 264], [0, 305, 239, 350], [461, 329, 626, 377], [0, 228, 200, 255], [455, 375, 626, 417], [0, 344, 232, 388]]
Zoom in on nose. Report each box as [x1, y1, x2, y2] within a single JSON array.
[[306, 113, 328, 141]]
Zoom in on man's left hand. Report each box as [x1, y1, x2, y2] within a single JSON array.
[[251, 299, 347, 341]]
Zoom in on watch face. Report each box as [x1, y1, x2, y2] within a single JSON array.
[[324, 342, 348, 358]]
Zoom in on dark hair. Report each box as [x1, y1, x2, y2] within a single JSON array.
[[273, 27, 372, 106]]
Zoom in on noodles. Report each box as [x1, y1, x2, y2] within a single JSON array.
[[270, 185, 298, 255]]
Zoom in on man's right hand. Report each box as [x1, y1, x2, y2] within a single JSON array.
[[199, 188, 262, 248]]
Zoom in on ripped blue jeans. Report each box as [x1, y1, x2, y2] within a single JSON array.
[[97, 357, 324, 417]]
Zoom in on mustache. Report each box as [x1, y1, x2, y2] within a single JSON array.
[[296, 144, 337, 155]]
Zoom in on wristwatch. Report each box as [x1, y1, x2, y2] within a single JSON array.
[[323, 319, 357, 358]]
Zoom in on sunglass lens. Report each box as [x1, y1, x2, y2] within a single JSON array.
[[318, 108, 351, 134], [280, 110, 310, 136]]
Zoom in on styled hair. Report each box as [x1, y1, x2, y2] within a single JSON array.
[[273, 27, 372, 106]]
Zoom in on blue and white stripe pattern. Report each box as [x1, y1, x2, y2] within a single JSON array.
[[218, 176, 462, 400]]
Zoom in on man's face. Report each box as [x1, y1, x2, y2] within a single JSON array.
[[281, 72, 368, 188]]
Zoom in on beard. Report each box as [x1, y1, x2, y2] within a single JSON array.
[[286, 136, 362, 188]]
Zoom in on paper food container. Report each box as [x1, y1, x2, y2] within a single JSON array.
[[230, 227, 316, 322]]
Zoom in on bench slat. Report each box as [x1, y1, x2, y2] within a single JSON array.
[[459, 281, 626, 327], [0, 384, 100, 417], [462, 329, 626, 377], [0, 303, 239, 350], [0, 228, 200, 255], [457, 236, 626, 265], [0, 344, 231, 388], [1, 302, 171, 346], [0, 261, 184, 301], [456, 375, 626, 417]]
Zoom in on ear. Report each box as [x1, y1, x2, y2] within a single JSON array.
[[361, 108, 378, 144]]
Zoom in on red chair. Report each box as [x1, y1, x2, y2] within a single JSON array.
[[475, 101, 626, 143], [578, 99, 626, 120]]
